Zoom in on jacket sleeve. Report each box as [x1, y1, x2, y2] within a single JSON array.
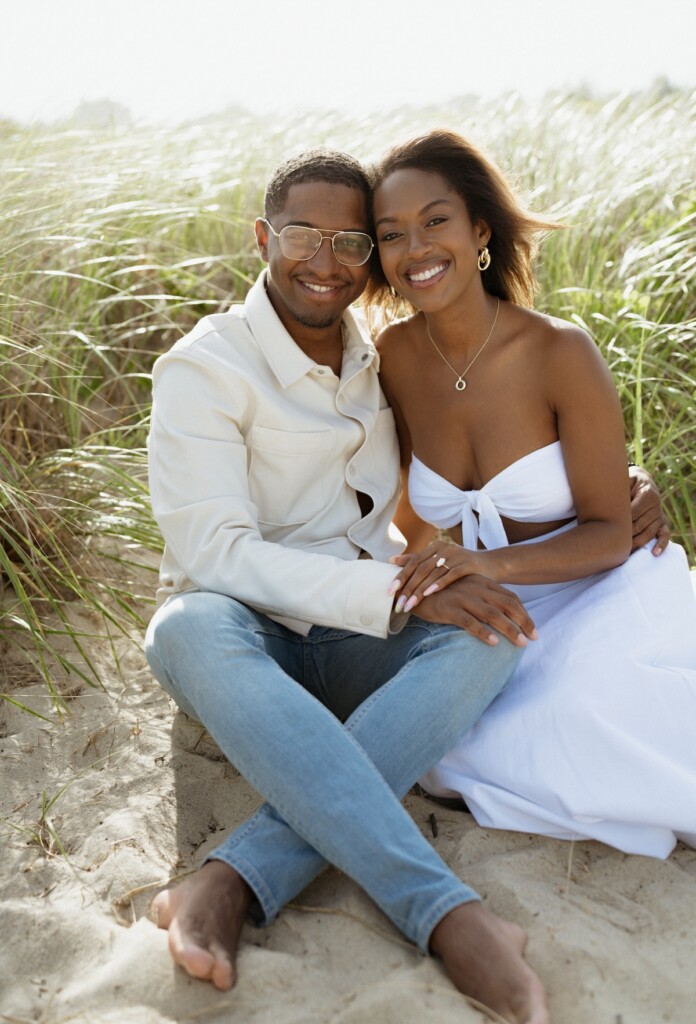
[[148, 350, 401, 638]]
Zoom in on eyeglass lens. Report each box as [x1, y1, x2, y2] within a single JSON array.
[[279, 226, 372, 266]]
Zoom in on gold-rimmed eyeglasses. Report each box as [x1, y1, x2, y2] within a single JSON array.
[[260, 219, 374, 267]]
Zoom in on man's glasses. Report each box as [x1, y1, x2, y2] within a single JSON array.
[[260, 219, 374, 267]]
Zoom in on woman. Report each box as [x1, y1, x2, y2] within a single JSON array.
[[367, 129, 696, 858]]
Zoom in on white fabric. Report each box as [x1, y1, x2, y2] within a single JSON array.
[[149, 271, 404, 637], [409, 441, 575, 549], [414, 449, 696, 858]]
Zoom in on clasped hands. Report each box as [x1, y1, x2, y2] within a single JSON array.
[[392, 541, 484, 612], [389, 542, 537, 649]]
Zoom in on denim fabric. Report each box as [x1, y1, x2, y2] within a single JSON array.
[[145, 591, 521, 952]]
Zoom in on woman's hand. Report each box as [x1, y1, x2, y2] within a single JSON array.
[[389, 540, 483, 613], [629, 467, 670, 555]]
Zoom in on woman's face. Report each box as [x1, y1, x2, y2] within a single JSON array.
[[373, 168, 489, 311]]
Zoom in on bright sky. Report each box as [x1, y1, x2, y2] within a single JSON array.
[[2, 0, 694, 123]]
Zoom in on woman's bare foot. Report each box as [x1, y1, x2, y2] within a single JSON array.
[[430, 901, 549, 1024], [151, 860, 253, 990]]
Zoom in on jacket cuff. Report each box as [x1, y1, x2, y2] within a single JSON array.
[[342, 560, 404, 638]]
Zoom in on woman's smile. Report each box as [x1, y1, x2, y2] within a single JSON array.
[[404, 259, 450, 287]]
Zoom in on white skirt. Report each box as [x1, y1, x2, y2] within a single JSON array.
[[420, 542, 696, 857]]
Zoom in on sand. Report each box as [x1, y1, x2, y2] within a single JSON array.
[[2, 584, 696, 1024]]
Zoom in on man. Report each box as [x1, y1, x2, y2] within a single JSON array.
[[145, 149, 664, 1024]]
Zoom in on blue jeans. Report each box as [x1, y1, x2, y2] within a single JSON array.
[[145, 591, 521, 952]]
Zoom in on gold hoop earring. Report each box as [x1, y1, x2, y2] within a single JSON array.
[[477, 247, 491, 271]]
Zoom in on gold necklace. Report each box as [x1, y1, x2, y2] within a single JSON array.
[[425, 297, 500, 392]]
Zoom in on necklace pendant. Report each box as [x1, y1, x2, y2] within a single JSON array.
[[455, 377, 467, 392]]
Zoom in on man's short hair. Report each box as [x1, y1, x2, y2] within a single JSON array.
[[264, 149, 372, 219]]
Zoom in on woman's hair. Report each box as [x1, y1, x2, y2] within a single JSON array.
[[365, 128, 561, 315]]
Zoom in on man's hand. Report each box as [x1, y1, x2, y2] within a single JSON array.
[[413, 573, 538, 648], [629, 466, 670, 556]]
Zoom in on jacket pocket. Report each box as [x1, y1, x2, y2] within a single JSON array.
[[249, 425, 336, 526]]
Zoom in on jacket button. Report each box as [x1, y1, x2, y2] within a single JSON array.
[[360, 614, 373, 626]]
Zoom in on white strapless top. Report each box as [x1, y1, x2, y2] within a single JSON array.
[[408, 440, 576, 550]]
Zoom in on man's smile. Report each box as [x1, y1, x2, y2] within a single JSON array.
[[300, 281, 343, 293], [296, 277, 348, 297]]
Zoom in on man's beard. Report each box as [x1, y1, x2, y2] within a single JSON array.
[[294, 310, 341, 329]]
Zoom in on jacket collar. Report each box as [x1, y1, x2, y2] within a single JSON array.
[[244, 270, 378, 388]]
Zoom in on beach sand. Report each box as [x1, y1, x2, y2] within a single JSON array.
[[2, 587, 695, 1024]]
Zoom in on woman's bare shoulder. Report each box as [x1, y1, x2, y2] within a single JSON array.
[[376, 314, 419, 348], [507, 305, 590, 343], [507, 306, 599, 365], [375, 315, 422, 380], [520, 312, 617, 410]]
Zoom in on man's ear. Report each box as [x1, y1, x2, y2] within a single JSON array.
[[476, 219, 491, 248], [255, 218, 270, 262]]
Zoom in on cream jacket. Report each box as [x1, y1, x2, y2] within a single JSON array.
[[148, 271, 405, 638]]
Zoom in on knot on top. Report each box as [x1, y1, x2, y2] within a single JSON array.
[[460, 490, 509, 551]]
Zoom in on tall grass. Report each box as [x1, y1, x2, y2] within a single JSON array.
[[1, 90, 694, 707]]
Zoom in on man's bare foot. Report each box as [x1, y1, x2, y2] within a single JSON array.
[[151, 860, 253, 990], [430, 901, 549, 1024]]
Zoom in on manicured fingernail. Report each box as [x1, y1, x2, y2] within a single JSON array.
[[516, 633, 528, 646], [387, 579, 402, 596], [404, 595, 419, 612], [530, 628, 539, 640], [395, 595, 407, 613], [487, 634, 499, 645], [423, 584, 439, 596]]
